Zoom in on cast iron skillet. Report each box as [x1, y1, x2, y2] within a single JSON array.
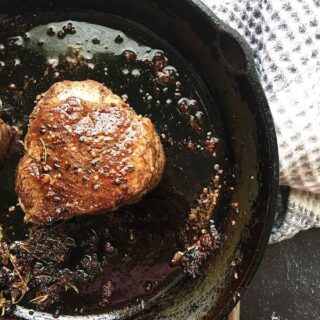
[[0, 0, 279, 319]]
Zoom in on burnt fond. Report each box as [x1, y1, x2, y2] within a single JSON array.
[[0, 1, 278, 320]]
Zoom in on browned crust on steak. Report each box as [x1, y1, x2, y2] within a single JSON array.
[[16, 80, 165, 224]]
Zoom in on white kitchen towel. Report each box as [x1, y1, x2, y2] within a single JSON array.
[[201, 0, 320, 242]]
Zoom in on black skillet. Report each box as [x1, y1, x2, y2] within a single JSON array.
[[0, 0, 279, 319]]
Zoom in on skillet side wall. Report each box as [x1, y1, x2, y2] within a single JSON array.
[[0, 1, 279, 319]]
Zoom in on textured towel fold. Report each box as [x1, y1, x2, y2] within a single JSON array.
[[202, 0, 320, 242]]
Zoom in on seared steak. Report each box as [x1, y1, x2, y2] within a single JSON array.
[[16, 80, 165, 224]]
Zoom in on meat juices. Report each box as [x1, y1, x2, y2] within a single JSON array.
[[16, 80, 165, 224]]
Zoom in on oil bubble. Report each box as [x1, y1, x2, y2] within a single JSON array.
[[47, 27, 56, 36], [84, 52, 93, 60], [57, 30, 66, 39], [9, 36, 24, 46], [122, 50, 137, 62], [152, 51, 168, 71], [131, 69, 141, 77], [178, 98, 190, 112], [121, 94, 128, 102], [47, 58, 59, 67], [92, 38, 100, 45], [115, 35, 124, 44]]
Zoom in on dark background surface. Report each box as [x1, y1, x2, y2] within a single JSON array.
[[239, 228, 320, 320]]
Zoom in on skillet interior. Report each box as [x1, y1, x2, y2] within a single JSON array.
[[0, 0, 279, 319], [0, 13, 231, 316]]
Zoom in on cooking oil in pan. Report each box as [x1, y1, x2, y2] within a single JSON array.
[[0, 14, 230, 316]]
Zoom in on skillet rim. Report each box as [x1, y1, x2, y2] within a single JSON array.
[[189, 0, 279, 317]]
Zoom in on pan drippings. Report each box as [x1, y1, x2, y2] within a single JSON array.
[[0, 16, 228, 316]]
